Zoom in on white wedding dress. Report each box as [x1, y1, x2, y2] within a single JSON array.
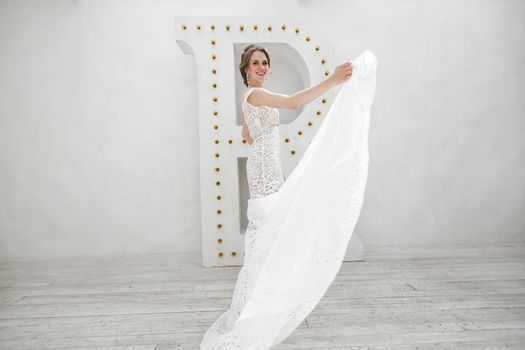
[[200, 50, 377, 349]]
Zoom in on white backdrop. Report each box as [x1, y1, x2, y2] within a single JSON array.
[[1, 0, 524, 259]]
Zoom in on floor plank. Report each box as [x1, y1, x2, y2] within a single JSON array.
[[1, 242, 524, 349]]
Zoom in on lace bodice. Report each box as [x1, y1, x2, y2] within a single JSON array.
[[241, 87, 285, 200], [242, 87, 280, 140]]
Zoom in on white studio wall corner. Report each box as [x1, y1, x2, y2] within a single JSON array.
[[175, 16, 363, 267]]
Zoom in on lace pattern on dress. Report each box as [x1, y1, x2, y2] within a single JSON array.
[[242, 88, 285, 199]]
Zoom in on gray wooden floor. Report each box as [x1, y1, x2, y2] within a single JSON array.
[[1, 242, 524, 349]]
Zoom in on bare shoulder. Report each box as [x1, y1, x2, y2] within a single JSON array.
[[247, 88, 294, 109]]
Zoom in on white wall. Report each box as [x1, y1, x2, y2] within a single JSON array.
[[1, 0, 524, 259]]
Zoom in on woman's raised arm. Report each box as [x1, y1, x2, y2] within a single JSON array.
[[247, 60, 353, 109]]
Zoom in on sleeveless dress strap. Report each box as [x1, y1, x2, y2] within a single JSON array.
[[243, 87, 259, 105]]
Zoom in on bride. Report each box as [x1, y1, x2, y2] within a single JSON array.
[[200, 44, 377, 349]]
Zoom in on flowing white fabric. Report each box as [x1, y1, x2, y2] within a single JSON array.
[[200, 50, 377, 349]]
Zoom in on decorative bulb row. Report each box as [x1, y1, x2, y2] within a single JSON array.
[[181, 22, 332, 259]]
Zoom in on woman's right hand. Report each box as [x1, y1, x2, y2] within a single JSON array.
[[329, 59, 353, 86]]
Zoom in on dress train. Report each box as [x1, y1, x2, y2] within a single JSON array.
[[200, 49, 377, 349]]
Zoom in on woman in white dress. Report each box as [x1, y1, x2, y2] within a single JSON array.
[[240, 45, 352, 198], [200, 44, 377, 349]]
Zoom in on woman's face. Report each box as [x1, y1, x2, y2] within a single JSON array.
[[245, 51, 269, 86]]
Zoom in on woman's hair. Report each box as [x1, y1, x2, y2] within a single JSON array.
[[239, 44, 271, 87]]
